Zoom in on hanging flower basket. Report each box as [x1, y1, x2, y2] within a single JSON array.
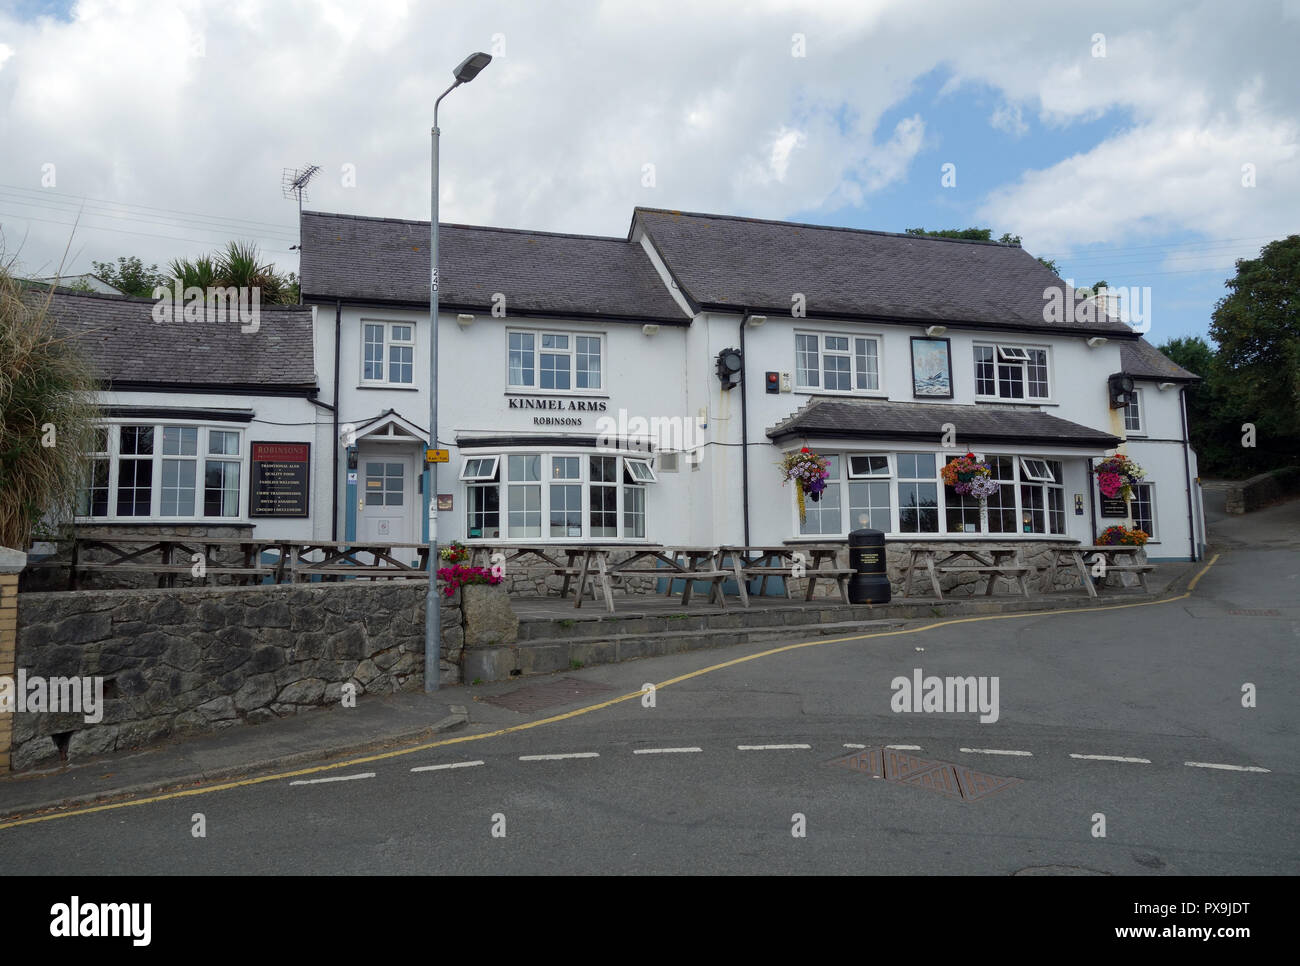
[[941, 453, 995, 496], [780, 447, 830, 523], [1095, 454, 1145, 501], [1097, 525, 1149, 546], [439, 540, 470, 564]]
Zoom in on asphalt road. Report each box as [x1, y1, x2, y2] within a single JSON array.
[[4, 505, 1297, 875]]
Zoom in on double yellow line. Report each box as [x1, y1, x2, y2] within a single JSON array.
[[0, 554, 1219, 832]]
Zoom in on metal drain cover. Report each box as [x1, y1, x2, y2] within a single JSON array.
[[829, 747, 1022, 803], [480, 676, 616, 713]]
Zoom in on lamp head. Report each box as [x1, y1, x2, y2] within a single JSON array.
[[453, 51, 492, 83]]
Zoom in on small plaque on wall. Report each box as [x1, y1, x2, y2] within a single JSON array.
[[1099, 497, 1128, 518]]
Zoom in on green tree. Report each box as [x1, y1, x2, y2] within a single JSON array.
[[905, 227, 1060, 274], [0, 266, 101, 549], [169, 241, 296, 304], [1209, 235, 1300, 471], [90, 255, 168, 297]]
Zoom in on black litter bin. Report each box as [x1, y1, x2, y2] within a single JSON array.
[[848, 528, 890, 604]]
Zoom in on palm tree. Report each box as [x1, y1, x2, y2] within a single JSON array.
[[168, 253, 220, 291], [215, 241, 285, 303]]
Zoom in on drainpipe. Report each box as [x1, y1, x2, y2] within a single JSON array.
[[739, 311, 752, 546], [332, 299, 342, 541], [1179, 386, 1198, 562]]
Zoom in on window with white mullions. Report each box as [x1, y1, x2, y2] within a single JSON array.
[[1124, 389, 1144, 433], [624, 458, 657, 483], [576, 336, 601, 390], [589, 454, 619, 538], [77, 427, 110, 518], [1019, 457, 1054, 483], [975, 343, 1050, 400], [540, 334, 571, 390], [1131, 483, 1155, 538], [985, 456, 1017, 533], [116, 425, 154, 516], [799, 455, 841, 536], [508, 331, 535, 386], [507, 454, 542, 537], [549, 456, 581, 538], [848, 455, 890, 478], [362, 322, 415, 385], [795, 332, 883, 393], [508, 330, 603, 391], [459, 456, 500, 481], [896, 453, 939, 534], [1019, 458, 1065, 534]]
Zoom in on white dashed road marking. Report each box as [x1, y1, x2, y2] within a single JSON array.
[[520, 753, 600, 761], [886, 744, 923, 751], [1070, 754, 1152, 764], [1184, 761, 1271, 773], [843, 743, 866, 749], [960, 748, 1033, 757], [738, 744, 811, 751], [633, 747, 703, 754], [410, 760, 485, 773], [290, 772, 375, 786]]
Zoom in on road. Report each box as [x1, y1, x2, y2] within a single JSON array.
[[4, 503, 1298, 875]]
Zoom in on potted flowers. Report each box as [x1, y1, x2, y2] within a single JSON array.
[[1097, 525, 1150, 546], [439, 540, 470, 564], [941, 453, 1000, 498], [781, 447, 830, 523], [1095, 454, 1145, 501]]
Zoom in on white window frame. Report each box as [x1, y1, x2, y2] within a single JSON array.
[[1131, 482, 1157, 540], [793, 330, 884, 394], [1019, 457, 1055, 483], [624, 458, 658, 483], [974, 342, 1052, 401], [461, 450, 651, 542], [847, 454, 891, 478], [459, 456, 500, 482], [505, 328, 604, 393], [1124, 389, 1145, 435], [360, 320, 415, 386], [75, 421, 247, 523]]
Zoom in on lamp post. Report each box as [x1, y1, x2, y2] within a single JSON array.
[[426, 50, 492, 693]]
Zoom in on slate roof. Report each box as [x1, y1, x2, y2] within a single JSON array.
[[767, 397, 1121, 448], [300, 211, 690, 323], [1121, 337, 1199, 382], [635, 208, 1137, 336], [28, 287, 317, 390]]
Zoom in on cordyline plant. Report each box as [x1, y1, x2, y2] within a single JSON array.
[[0, 264, 101, 550]]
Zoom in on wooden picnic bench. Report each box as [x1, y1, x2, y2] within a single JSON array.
[[902, 544, 1032, 600], [1046, 544, 1152, 596], [721, 544, 854, 605]]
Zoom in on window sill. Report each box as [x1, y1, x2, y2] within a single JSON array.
[[974, 397, 1056, 406], [793, 389, 887, 398], [357, 384, 418, 391]]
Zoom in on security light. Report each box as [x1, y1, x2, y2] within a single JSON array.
[[642, 324, 660, 336], [1087, 336, 1108, 348], [715, 347, 743, 390], [925, 325, 947, 337]]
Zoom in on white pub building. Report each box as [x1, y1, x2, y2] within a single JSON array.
[[51, 206, 1206, 581]]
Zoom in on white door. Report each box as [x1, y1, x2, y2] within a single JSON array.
[[359, 453, 415, 544]]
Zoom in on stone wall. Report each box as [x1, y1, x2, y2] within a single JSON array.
[[1224, 467, 1300, 514], [8, 580, 489, 771], [0, 548, 25, 771]]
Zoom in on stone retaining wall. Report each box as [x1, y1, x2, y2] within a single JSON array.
[[7, 580, 518, 771], [1223, 467, 1300, 514]]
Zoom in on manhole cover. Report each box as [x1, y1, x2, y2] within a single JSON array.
[[481, 676, 616, 713], [828, 747, 1022, 803], [1228, 609, 1282, 616]]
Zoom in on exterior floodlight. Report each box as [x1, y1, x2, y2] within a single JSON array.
[[925, 325, 947, 337], [454, 52, 493, 83]]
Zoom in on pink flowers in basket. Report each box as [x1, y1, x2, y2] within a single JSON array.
[[941, 453, 998, 497], [1095, 454, 1145, 500]]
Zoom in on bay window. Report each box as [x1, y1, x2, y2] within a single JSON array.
[[77, 423, 245, 521], [463, 450, 652, 541], [897, 453, 939, 533]]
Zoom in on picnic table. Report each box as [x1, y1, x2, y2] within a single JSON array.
[[467, 543, 734, 613], [902, 544, 1032, 600], [1045, 544, 1152, 596], [722, 544, 854, 605], [64, 536, 431, 588]]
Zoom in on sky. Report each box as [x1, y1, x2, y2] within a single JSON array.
[[1, 0, 1297, 345]]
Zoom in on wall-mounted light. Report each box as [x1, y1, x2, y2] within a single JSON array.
[[715, 347, 743, 390], [1158, 381, 1176, 391], [746, 315, 768, 328], [1087, 336, 1108, 348], [1107, 372, 1136, 409], [456, 314, 475, 328], [642, 324, 660, 336], [925, 325, 947, 337]]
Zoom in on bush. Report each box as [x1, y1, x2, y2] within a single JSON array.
[[0, 268, 100, 549]]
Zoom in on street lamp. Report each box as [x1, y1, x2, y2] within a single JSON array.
[[426, 50, 492, 693]]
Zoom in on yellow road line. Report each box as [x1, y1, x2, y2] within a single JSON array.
[[0, 555, 1220, 832]]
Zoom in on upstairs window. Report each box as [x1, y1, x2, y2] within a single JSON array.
[[974, 343, 1050, 400], [1124, 389, 1144, 434], [795, 332, 882, 393], [362, 321, 415, 385], [508, 329, 603, 391]]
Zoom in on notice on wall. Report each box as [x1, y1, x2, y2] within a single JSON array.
[[1099, 496, 1128, 518], [250, 442, 310, 517]]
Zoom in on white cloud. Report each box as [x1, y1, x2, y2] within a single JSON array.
[[990, 103, 1027, 137]]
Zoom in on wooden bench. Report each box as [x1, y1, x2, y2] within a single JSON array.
[[903, 546, 1033, 600], [1046, 546, 1152, 596]]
